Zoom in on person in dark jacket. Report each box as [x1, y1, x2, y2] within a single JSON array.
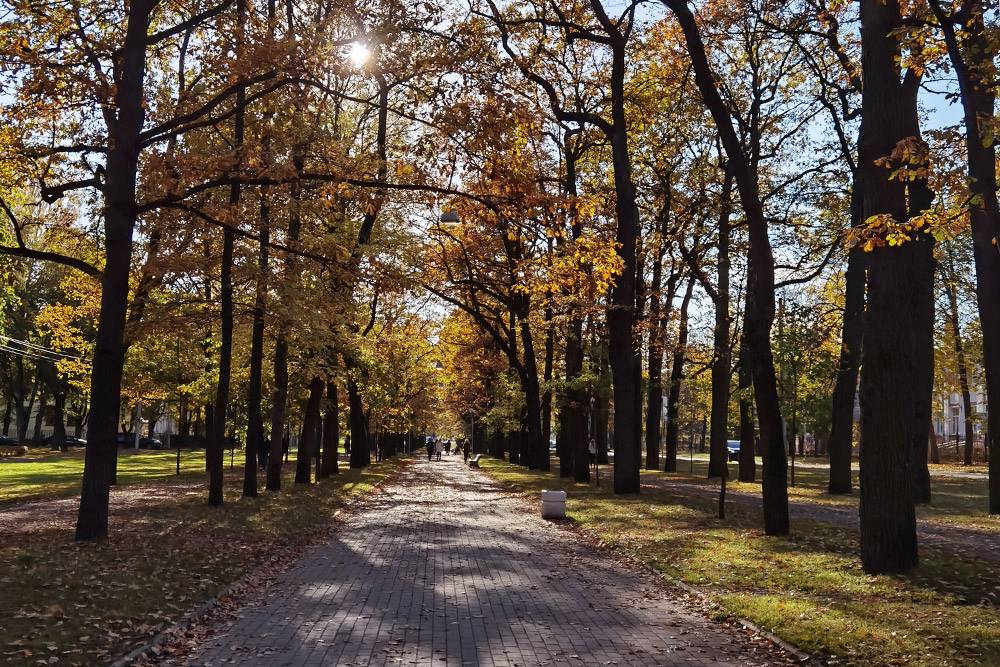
[[462, 438, 471, 463], [426, 437, 434, 461]]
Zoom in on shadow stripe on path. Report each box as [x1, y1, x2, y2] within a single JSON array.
[[187, 456, 797, 667]]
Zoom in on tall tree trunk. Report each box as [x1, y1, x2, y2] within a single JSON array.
[[32, 390, 47, 445], [348, 378, 369, 468], [558, 142, 590, 482], [590, 330, 610, 466], [208, 0, 245, 505], [562, 317, 589, 483], [930, 0, 1000, 509], [829, 243, 865, 494], [75, 0, 153, 540], [666, 0, 788, 534], [708, 170, 733, 479], [52, 382, 66, 451], [541, 291, 554, 455], [857, 0, 920, 573], [645, 178, 676, 471], [266, 336, 288, 490], [244, 198, 267, 496], [605, 41, 642, 494], [664, 278, 694, 472], [632, 246, 647, 474], [737, 347, 755, 482], [73, 395, 88, 438], [517, 310, 546, 471], [646, 264, 678, 471], [2, 390, 11, 437], [320, 381, 339, 477], [903, 97, 936, 506], [24, 372, 39, 442], [929, 422, 940, 465], [946, 280, 975, 465], [266, 123, 304, 490], [208, 227, 233, 507], [14, 358, 32, 443], [242, 0, 264, 499], [296, 377, 323, 483], [179, 399, 190, 437]]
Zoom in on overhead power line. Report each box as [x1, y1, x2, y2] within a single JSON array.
[[0, 335, 90, 363]]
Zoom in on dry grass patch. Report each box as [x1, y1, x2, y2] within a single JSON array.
[[1, 456, 407, 666]]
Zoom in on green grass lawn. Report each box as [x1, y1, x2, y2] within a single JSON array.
[[0, 445, 358, 505], [659, 454, 999, 531], [482, 457, 1000, 667], [0, 448, 208, 503], [2, 455, 407, 666]]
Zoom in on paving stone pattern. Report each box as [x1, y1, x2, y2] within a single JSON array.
[[189, 457, 792, 666]]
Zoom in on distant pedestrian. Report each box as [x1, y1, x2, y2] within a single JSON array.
[[435, 439, 443, 461], [589, 437, 597, 465], [445, 439, 452, 455], [426, 437, 434, 461], [462, 439, 471, 463]]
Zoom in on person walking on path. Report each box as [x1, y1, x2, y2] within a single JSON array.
[[434, 439, 443, 461], [425, 437, 434, 462], [463, 438, 471, 463]]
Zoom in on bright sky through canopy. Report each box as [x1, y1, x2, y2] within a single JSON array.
[[349, 42, 371, 68]]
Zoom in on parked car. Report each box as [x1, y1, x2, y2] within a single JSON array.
[[0, 434, 20, 446], [116, 433, 165, 450], [726, 439, 741, 462], [42, 434, 87, 448]]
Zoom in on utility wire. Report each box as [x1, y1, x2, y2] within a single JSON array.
[[0, 343, 91, 366], [0, 335, 89, 362]]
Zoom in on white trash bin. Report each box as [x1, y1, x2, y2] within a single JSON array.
[[540, 490, 566, 519]]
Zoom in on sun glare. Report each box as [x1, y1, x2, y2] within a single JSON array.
[[348, 42, 371, 68]]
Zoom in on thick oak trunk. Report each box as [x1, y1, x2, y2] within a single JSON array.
[[606, 44, 642, 494], [75, 0, 153, 540], [857, 0, 919, 573], [560, 145, 590, 482], [348, 378, 370, 468], [296, 377, 324, 483], [517, 313, 546, 471], [320, 381, 340, 478]]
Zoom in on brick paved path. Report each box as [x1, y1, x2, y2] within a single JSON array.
[[189, 457, 792, 666]]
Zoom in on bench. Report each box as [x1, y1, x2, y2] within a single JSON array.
[[0, 444, 27, 457], [467, 454, 482, 468]]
